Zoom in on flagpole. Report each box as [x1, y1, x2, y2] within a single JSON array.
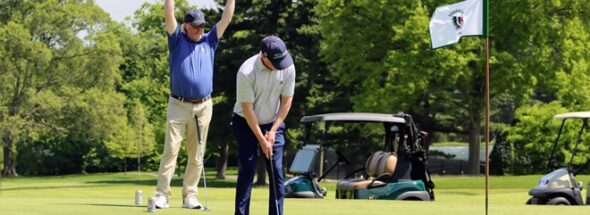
[[485, 37, 490, 215], [429, 2, 490, 212], [483, 1, 490, 215]]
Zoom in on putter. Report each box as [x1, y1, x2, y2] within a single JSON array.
[[268, 156, 280, 215], [201, 162, 211, 211], [199, 153, 210, 211], [195, 115, 211, 211]]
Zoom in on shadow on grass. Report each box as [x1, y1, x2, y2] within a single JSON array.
[[87, 178, 238, 188]]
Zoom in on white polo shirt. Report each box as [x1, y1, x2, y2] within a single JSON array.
[[233, 54, 296, 124]]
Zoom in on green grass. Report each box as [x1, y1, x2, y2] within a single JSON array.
[[1, 171, 589, 215]]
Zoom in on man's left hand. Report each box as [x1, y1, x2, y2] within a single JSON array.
[[265, 130, 276, 145]]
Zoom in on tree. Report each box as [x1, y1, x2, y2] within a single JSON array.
[[104, 100, 155, 175], [0, 21, 50, 176], [503, 102, 590, 174], [0, 0, 128, 176], [129, 100, 156, 173], [501, 0, 590, 174]]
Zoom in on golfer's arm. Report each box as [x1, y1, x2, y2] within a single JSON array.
[[164, 0, 177, 35], [241, 103, 266, 143], [215, 0, 235, 38], [270, 96, 293, 133]]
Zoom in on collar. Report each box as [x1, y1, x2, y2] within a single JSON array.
[[255, 55, 273, 72]]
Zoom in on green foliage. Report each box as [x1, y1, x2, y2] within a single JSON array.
[[503, 102, 590, 174], [129, 100, 156, 158], [556, 59, 590, 110], [492, 1, 590, 175], [16, 87, 133, 175], [491, 1, 590, 110], [0, 0, 135, 175], [114, 19, 169, 163]]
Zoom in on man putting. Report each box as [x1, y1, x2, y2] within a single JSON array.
[[232, 35, 296, 215]]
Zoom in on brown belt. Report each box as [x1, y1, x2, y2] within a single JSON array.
[[171, 94, 211, 104]]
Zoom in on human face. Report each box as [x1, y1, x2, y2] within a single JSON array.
[[260, 52, 278, 71], [184, 23, 205, 41]]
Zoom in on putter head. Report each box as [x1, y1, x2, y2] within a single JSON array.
[[199, 206, 211, 211]]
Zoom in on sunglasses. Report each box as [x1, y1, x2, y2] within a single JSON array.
[[190, 23, 206, 29]]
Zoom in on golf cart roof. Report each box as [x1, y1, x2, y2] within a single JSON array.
[[300, 113, 406, 124], [554, 111, 590, 119]]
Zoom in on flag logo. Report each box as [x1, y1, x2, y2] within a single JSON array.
[[451, 10, 465, 31]]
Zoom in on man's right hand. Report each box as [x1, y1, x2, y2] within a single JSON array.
[[240, 103, 273, 159], [260, 139, 273, 159]]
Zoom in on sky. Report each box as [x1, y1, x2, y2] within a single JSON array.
[[95, 0, 216, 23]]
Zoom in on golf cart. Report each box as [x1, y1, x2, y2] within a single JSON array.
[[284, 112, 435, 201], [527, 111, 590, 205]]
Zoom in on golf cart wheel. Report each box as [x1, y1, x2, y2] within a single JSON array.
[[547, 197, 571, 205]]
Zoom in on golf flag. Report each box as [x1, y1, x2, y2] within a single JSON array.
[[429, 0, 487, 49]]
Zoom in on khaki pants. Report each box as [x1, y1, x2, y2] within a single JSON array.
[[156, 96, 213, 199]]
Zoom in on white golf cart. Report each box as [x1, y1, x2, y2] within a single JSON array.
[[527, 111, 590, 205]]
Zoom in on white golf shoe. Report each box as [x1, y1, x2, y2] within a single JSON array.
[[154, 193, 169, 209], [182, 194, 204, 209]]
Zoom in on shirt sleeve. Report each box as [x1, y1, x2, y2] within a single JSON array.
[[168, 26, 181, 51], [206, 25, 220, 50], [236, 69, 255, 104], [281, 66, 296, 97]]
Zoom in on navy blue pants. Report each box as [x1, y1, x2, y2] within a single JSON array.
[[232, 114, 285, 215]]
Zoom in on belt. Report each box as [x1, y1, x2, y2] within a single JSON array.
[[171, 94, 211, 104]]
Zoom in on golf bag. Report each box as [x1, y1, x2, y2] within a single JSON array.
[[403, 114, 435, 200]]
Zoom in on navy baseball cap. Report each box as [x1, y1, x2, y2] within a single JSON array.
[[260, 36, 293, 70], [184, 9, 207, 26]]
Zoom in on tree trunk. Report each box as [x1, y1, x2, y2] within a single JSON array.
[[137, 154, 141, 180], [216, 141, 229, 179], [255, 158, 267, 185], [137, 155, 141, 173], [468, 112, 482, 175], [2, 95, 21, 177], [124, 158, 127, 176], [2, 135, 17, 177]]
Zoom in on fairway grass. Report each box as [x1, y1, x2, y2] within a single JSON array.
[[1, 172, 589, 215]]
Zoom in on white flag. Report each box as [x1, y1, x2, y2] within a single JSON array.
[[429, 0, 484, 49]]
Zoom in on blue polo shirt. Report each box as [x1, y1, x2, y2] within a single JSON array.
[[168, 25, 219, 100]]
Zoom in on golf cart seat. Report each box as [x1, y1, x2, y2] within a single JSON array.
[[336, 150, 432, 200], [336, 151, 397, 190]]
